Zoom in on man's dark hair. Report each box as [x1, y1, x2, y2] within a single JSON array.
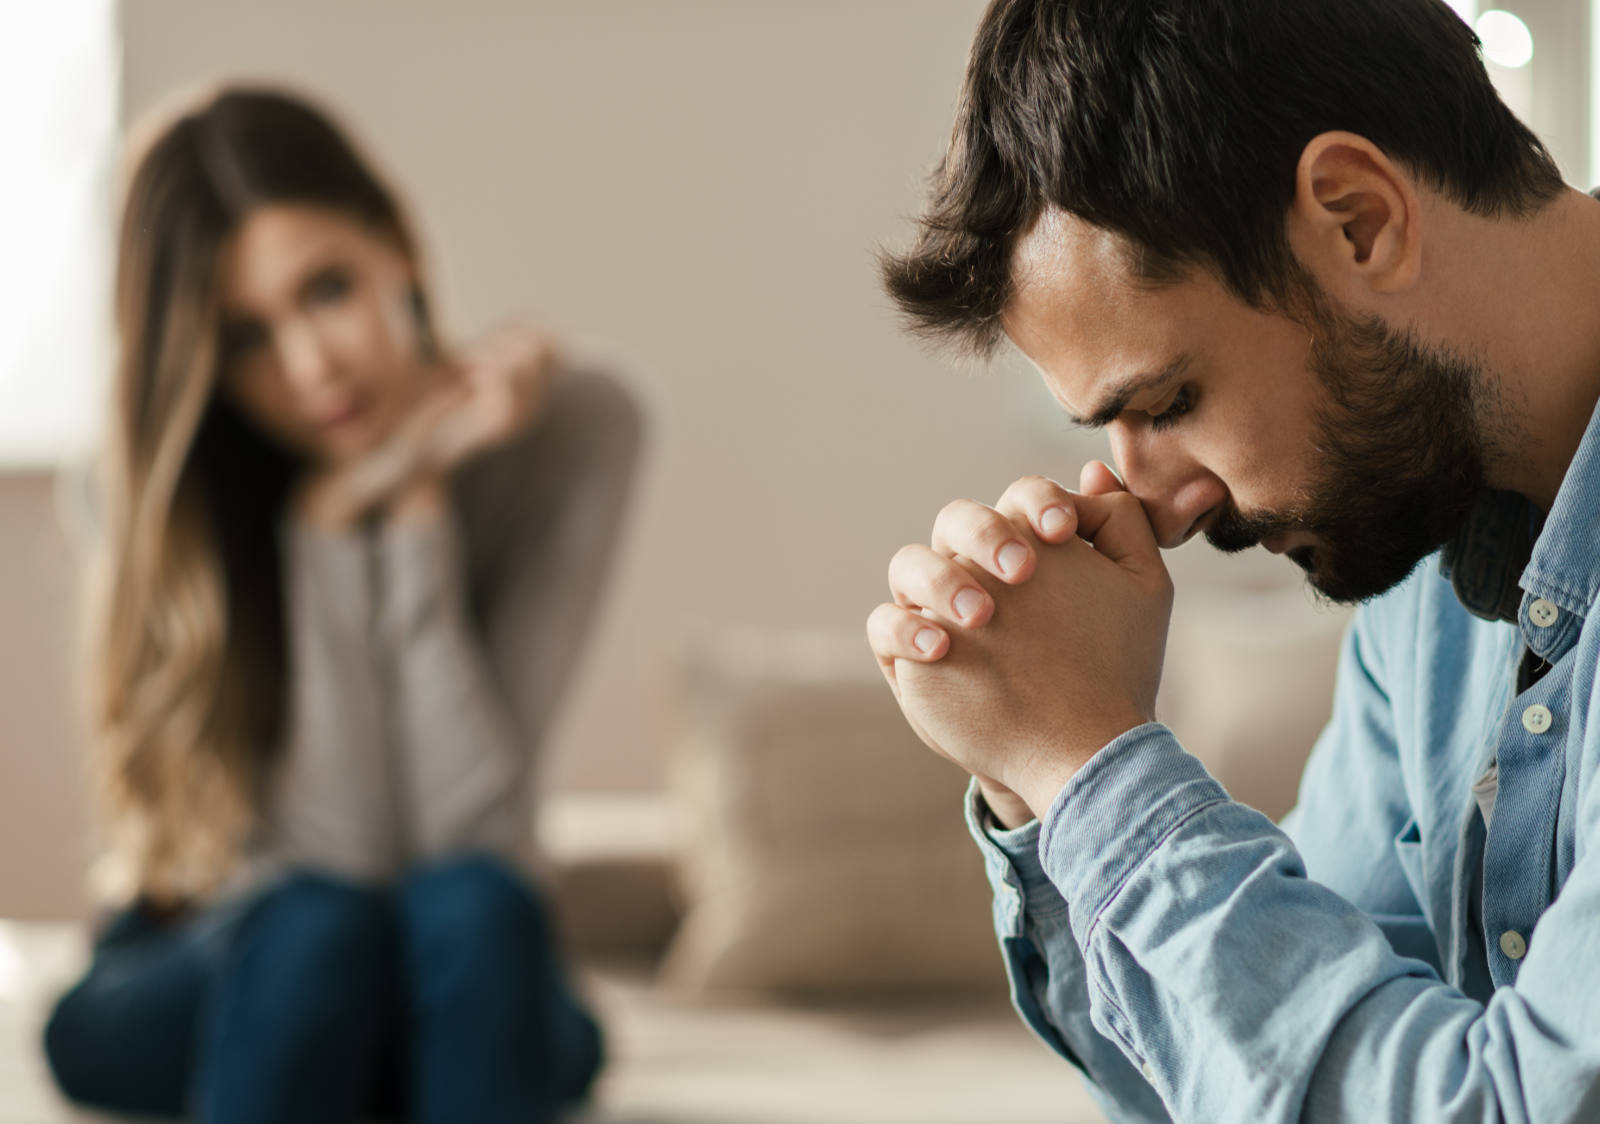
[[882, 0, 1565, 356]]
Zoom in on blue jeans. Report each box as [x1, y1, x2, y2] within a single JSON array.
[[42, 854, 603, 1123]]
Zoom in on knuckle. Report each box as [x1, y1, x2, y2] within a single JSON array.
[[935, 498, 977, 528], [937, 499, 1013, 556], [888, 543, 921, 580], [866, 603, 898, 645], [927, 561, 968, 600], [1003, 474, 1071, 513], [963, 505, 1006, 541]]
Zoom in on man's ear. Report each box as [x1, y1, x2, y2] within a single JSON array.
[[1288, 131, 1422, 295]]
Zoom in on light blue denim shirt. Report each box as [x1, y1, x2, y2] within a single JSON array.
[[968, 394, 1600, 1122]]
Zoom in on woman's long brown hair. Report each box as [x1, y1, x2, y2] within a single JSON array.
[[92, 86, 425, 903]]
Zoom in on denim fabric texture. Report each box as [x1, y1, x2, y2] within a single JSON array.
[[968, 396, 1600, 1122], [43, 854, 603, 1124]]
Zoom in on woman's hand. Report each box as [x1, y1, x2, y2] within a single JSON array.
[[425, 324, 561, 471], [293, 323, 561, 529], [292, 387, 464, 528]]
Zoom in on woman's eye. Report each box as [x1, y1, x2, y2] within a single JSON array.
[[220, 321, 267, 363], [1148, 386, 1194, 432], [303, 268, 352, 305]]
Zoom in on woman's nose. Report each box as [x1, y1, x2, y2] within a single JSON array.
[[275, 320, 339, 395]]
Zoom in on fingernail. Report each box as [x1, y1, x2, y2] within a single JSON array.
[[1041, 507, 1070, 535], [997, 541, 1029, 575], [913, 628, 943, 654], [953, 588, 985, 620]]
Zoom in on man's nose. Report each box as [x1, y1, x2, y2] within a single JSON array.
[[1109, 432, 1226, 550]]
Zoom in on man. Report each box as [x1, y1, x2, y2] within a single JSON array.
[[866, 1, 1600, 1120]]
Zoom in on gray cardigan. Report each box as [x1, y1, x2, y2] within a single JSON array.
[[246, 368, 643, 890]]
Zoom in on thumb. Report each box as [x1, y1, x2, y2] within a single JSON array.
[[1071, 490, 1163, 572], [1079, 459, 1125, 496]]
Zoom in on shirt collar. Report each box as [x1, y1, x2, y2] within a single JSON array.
[[1439, 394, 1600, 624], [1518, 393, 1600, 620], [1439, 489, 1536, 623]]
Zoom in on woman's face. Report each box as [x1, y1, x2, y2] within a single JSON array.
[[216, 204, 430, 465]]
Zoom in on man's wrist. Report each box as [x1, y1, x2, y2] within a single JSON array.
[[976, 778, 1034, 829], [1013, 713, 1150, 821], [1016, 759, 1081, 824]]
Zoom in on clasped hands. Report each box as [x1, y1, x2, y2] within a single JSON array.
[[297, 324, 560, 528], [867, 462, 1174, 828]]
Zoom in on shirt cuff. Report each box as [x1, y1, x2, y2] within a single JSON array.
[[964, 778, 1068, 933], [1039, 723, 1230, 930]]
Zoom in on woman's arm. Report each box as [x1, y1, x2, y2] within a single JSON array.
[[377, 368, 645, 862], [255, 522, 403, 882]]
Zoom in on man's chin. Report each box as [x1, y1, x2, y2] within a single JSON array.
[[1299, 543, 1432, 606], [1206, 520, 1447, 604]]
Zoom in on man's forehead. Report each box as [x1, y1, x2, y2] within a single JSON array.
[[1003, 208, 1182, 408], [1009, 207, 1141, 294]]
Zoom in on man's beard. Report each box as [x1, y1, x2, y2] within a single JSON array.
[[1204, 301, 1491, 605]]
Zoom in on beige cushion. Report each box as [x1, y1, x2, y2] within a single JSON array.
[[539, 793, 681, 961], [657, 630, 1004, 999]]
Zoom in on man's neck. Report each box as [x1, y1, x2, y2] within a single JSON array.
[[1435, 186, 1600, 513]]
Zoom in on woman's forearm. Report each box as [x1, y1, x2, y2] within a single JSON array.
[[376, 511, 529, 862], [375, 369, 645, 866], [257, 523, 404, 882]]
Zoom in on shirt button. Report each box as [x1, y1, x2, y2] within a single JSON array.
[[1141, 1061, 1155, 1081], [1500, 930, 1527, 960], [1528, 599, 1559, 628], [1522, 705, 1553, 734]]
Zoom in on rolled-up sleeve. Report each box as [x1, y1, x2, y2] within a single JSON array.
[[965, 779, 1172, 1123], [1038, 722, 1600, 1122]]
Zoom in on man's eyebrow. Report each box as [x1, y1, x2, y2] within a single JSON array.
[[1068, 354, 1193, 429]]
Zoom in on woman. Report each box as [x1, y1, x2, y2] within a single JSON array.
[[41, 85, 642, 1123]]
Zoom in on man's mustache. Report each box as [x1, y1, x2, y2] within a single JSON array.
[[1203, 500, 1291, 555]]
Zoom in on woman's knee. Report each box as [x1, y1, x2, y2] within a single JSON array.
[[229, 871, 395, 1028], [42, 985, 99, 1104], [41, 918, 210, 1113], [403, 854, 543, 941], [401, 855, 548, 998]]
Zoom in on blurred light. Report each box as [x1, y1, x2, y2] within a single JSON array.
[[0, 1, 116, 465], [1476, 10, 1534, 69], [1445, 0, 1478, 23]]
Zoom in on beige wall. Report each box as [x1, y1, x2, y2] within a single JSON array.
[[0, 475, 91, 919], [119, 0, 1130, 795], [2, 0, 1325, 917]]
